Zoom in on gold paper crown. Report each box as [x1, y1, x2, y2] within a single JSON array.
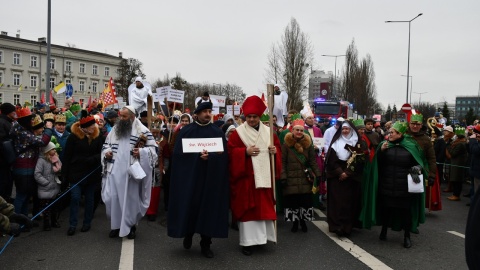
[[55, 113, 67, 123], [32, 115, 44, 128], [43, 113, 55, 122]]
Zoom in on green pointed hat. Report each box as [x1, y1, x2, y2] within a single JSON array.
[[260, 114, 270, 122], [410, 113, 423, 123], [290, 113, 302, 122], [392, 121, 408, 134], [353, 119, 365, 128]]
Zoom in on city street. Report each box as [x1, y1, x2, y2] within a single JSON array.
[[0, 182, 471, 270]]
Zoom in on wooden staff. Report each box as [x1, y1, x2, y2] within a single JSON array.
[[267, 83, 277, 243], [167, 102, 177, 143], [147, 95, 153, 129]]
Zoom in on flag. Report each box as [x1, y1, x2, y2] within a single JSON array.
[[65, 84, 73, 98], [87, 96, 92, 109], [41, 93, 45, 103], [17, 84, 23, 91], [103, 77, 118, 108], [0, 83, 3, 87], [54, 82, 66, 94]]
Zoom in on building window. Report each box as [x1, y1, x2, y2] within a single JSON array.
[[14, 94, 20, 105], [92, 81, 98, 93], [0, 51, 3, 63], [0, 93, 2, 103], [30, 55, 38, 67], [79, 99, 84, 105], [50, 59, 56, 70], [13, 73, 21, 86], [13, 52, 21, 65], [92, 65, 98, 75], [30, 95, 37, 105], [104, 67, 110, 77], [79, 80, 85, 92], [79, 63, 85, 73], [30, 75, 38, 88], [65, 61, 72, 72], [0, 71, 3, 84], [50, 78, 55, 90]]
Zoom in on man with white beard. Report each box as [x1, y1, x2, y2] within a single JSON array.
[[128, 77, 152, 115], [101, 106, 157, 239]]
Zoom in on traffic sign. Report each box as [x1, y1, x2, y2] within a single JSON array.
[[401, 103, 412, 113]]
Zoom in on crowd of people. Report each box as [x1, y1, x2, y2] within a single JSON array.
[[1, 91, 479, 261]]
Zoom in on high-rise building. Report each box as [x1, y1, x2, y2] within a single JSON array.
[[454, 96, 480, 120], [308, 70, 333, 103], [0, 31, 123, 107]]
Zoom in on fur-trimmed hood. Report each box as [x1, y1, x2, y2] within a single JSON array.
[[284, 132, 312, 153], [71, 122, 100, 142]]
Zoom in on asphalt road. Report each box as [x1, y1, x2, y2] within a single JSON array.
[[0, 182, 471, 270]]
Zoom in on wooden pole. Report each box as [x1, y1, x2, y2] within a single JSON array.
[[147, 95, 153, 129], [267, 83, 277, 243], [167, 102, 176, 143]]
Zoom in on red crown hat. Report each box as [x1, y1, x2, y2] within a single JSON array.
[[79, 110, 96, 128], [16, 107, 32, 118], [242, 95, 267, 117]]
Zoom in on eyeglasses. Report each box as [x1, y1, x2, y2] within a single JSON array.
[[409, 123, 422, 126]]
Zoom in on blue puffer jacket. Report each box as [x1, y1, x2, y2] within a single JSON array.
[[469, 138, 480, 179]]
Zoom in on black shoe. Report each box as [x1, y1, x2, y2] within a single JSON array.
[[80, 225, 91, 232], [230, 222, 239, 231], [201, 248, 214, 258], [109, 229, 120, 238], [404, 237, 412, 248], [379, 227, 387, 240], [43, 220, 51, 231], [300, 220, 308, 232], [67, 227, 76, 236], [183, 235, 193, 249], [147, 215, 156, 222], [242, 246, 252, 256], [127, 226, 136, 239], [51, 221, 61, 228], [291, 221, 299, 233]]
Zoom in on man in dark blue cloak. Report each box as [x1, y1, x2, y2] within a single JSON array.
[[167, 101, 229, 259]]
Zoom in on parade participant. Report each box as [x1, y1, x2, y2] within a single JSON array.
[[139, 111, 149, 127], [65, 103, 81, 132], [63, 110, 103, 236], [273, 84, 288, 127], [469, 126, 480, 194], [0, 102, 16, 202], [10, 107, 53, 219], [145, 127, 166, 222], [63, 98, 72, 111], [433, 126, 447, 183], [94, 113, 108, 138], [223, 113, 237, 127], [364, 119, 381, 149], [128, 77, 152, 114], [104, 109, 118, 133], [442, 126, 455, 191], [196, 91, 211, 106], [228, 95, 282, 256], [101, 106, 157, 239], [222, 124, 235, 141], [280, 117, 321, 233], [374, 122, 427, 248], [167, 102, 229, 258], [445, 131, 468, 201], [0, 196, 32, 236], [325, 121, 365, 237], [260, 114, 270, 126], [406, 114, 437, 202], [34, 142, 62, 231], [323, 117, 344, 153], [278, 110, 299, 144]]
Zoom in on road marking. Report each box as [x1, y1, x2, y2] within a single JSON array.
[[447, 231, 465, 239], [119, 238, 134, 270], [313, 209, 392, 270]]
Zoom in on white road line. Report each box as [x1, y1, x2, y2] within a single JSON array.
[[447, 231, 465, 239], [119, 238, 134, 270], [313, 209, 392, 270]]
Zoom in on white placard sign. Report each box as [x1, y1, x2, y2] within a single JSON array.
[[154, 86, 171, 102], [212, 106, 220, 115], [227, 105, 241, 115], [209, 95, 226, 107], [313, 137, 325, 149], [167, 89, 185, 103], [182, 137, 224, 153]]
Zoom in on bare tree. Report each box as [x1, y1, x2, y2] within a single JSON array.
[[115, 58, 145, 102], [339, 40, 359, 102], [265, 18, 314, 111]]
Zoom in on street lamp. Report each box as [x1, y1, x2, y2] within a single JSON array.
[[386, 13, 423, 103], [413, 91, 427, 104], [401, 75, 413, 103], [321, 54, 345, 99]]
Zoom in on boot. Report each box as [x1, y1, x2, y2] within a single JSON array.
[[300, 220, 308, 232], [379, 225, 387, 240], [291, 220, 299, 232], [404, 231, 411, 248], [51, 214, 61, 228], [43, 219, 51, 231]]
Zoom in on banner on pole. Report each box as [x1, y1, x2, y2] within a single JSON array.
[[209, 95, 226, 107], [227, 105, 241, 115], [154, 86, 171, 102], [167, 89, 185, 103]]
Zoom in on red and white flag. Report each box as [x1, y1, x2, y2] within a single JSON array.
[[103, 77, 118, 108]]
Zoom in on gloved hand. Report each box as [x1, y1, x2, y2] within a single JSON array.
[[9, 223, 21, 237], [409, 165, 423, 184], [9, 213, 32, 229]]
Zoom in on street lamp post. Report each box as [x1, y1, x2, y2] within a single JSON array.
[[413, 91, 427, 104], [401, 75, 413, 103], [386, 13, 423, 104], [321, 54, 345, 99]]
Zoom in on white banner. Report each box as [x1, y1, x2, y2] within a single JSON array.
[[226, 105, 241, 115], [182, 137, 224, 153], [154, 86, 171, 102], [167, 89, 185, 103], [209, 95, 226, 107], [312, 137, 325, 149], [212, 106, 220, 115]]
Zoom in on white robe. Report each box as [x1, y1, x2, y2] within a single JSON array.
[[101, 119, 157, 237], [128, 85, 152, 114], [323, 125, 338, 153], [273, 90, 288, 127]]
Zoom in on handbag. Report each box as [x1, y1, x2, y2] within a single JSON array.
[[128, 160, 146, 181], [287, 147, 316, 183], [407, 174, 424, 193], [1, 139, 16, 165]]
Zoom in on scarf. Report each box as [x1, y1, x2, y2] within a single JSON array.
[[235, 123, 272, 188]]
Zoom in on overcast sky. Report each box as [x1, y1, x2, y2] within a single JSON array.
[[3, 0, 479, 110]]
